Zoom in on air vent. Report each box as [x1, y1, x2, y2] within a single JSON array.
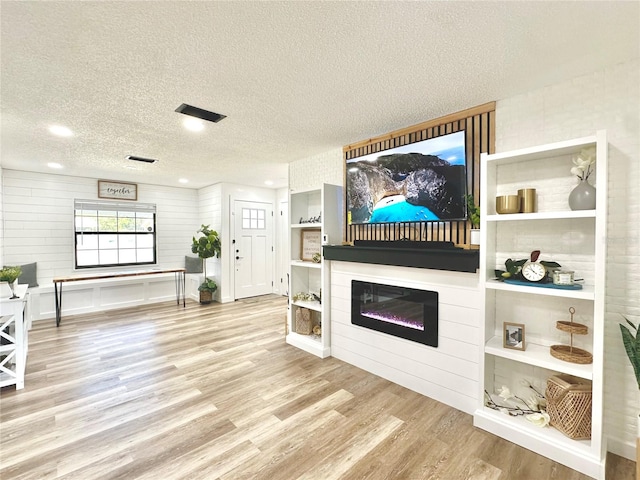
[[126, 155, 158, 164], [175, 103, 226, 123]]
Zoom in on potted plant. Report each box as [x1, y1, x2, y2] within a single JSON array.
[[465, 194, 481, 245], [619, 316, 640, 469], [0, 266, 22, 299], [191, 224, 221, 304]]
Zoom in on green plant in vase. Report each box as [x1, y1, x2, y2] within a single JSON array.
[[191, 224, 221, 304], [465, 194, 481, 245], [0, 266, 22, 299], [619, 316, 640, 467], [465, 194, 480, 229], [620, 317, 640, 390]]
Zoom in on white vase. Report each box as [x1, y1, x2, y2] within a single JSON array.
[[0, 281, 15, 298]]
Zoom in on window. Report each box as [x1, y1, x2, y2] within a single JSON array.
[[74, 199, 157, 268], [242, 208, 266, 229]]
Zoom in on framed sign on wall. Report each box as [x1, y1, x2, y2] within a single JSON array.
[[98, 180, 138, 201], [300, 229, 321, 262]]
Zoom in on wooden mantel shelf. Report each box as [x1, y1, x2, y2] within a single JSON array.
[[322, 244, 479, 273]]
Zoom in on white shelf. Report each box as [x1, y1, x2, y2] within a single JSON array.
[[291, 223, 322, 229], [485, 280, 595, 300], [476, 131, 607, 479], [474, 407, 601, 475], [286, 332, 329, 358], [288, 184, 343, 359], [485, 336, 593, 380], [484, 135, 596, 165], [290, 260, 321, 269], [291, 300, 322, 312], [486, 210, 596, 222]]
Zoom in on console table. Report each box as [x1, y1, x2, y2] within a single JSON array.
[[53, 268, 186, 327], [0, 284, 30, 390]]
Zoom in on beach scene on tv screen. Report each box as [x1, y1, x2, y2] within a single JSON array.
[[346, 131, 467, 224]]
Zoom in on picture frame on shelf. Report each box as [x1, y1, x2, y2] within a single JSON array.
[[503, 322, 525, 351], [300, 228, 322, 261]]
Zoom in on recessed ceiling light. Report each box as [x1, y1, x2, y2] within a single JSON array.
[[49, 125, 73, 137], [47, 162, 63, 169], [178, 178, 189, 184], [264, 180, 274, 186], [175, 103, 226, 123], [183, 117, 204, 132]]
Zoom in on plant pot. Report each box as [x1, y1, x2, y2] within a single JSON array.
[[637, 414, 640, 480], [470, 229, 480, 246], [199, 290, 213, 304]]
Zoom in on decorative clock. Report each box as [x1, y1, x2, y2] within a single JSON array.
[[521, 250, 547, 282]]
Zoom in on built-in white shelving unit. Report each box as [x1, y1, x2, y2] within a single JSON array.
[[473, 131, 607, 479], [286, 184, 343, 358], [0, 284, 30, 390]]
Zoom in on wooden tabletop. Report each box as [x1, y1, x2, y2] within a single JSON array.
[[53, 268, 186, 283]]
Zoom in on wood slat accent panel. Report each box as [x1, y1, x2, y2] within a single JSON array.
[[343, 103, 495, 247]]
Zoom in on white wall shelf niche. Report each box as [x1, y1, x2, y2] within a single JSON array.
[[290, 223, 323, 229], [486, 210, 596, 222], [290, 260, 321, 269], [484, 336, 593, 380], [485, 280, 595, 300], [474, 130, 607, 480]]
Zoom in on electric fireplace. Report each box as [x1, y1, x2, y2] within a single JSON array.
[[351, 280, 438, 347]]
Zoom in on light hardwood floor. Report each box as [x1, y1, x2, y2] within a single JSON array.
[[0, 295, 634, 480]]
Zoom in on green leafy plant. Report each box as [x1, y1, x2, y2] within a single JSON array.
[[0, 266, 22, 299], [197, 278, 218, 293], [619, 316, 640, 390], [191, 224, 221, 295], [0, 266, 22, 284], [465, 194, 480, 229]]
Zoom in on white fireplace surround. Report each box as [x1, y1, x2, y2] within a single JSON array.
[[329, 260, 481, 414]]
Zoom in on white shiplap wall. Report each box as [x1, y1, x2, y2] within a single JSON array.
[[2, 169, 200, 289], [495, 59, 640, 460], [288, 139, 483, 413], [330, 261, 481, 414]]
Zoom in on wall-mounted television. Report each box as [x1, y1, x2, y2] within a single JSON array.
[[346, 131, 467, 224]]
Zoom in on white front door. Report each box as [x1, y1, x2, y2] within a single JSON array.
[[233, 200, 273, 299]]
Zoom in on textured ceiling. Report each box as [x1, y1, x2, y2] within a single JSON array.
[[1, 1, 638, 190]]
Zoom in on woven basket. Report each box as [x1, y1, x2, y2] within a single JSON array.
[[549, 344, 593, 364], [295, 308, 313, 335], [546, 375, 592, 439], [555, 320, 588, 335]]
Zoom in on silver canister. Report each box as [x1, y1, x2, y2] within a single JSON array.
[[552, 270, 575, 286]]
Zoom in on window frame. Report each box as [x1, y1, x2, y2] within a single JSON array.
[[73, 199, 157, 269]]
